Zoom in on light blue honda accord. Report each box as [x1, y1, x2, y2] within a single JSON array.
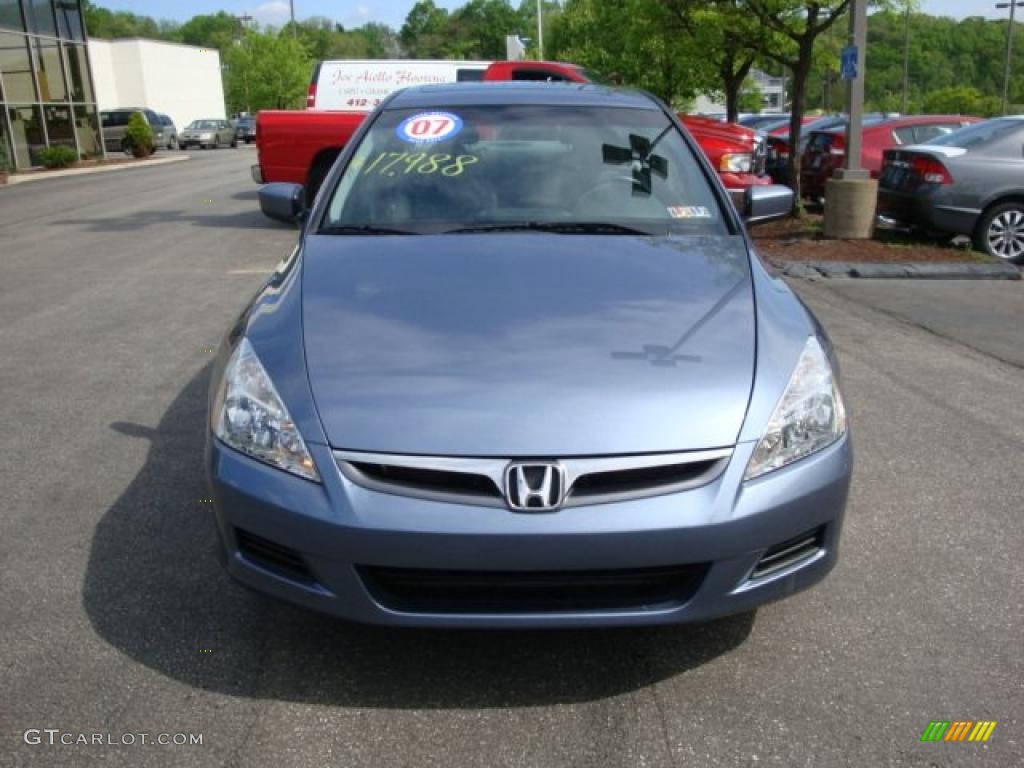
[[207, 83, 852, 627]]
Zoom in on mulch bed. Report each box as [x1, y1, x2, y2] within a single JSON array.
[[752, 213, 991, 263]]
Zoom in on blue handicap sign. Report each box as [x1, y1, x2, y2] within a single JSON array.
[[840, 46, 858, 80]]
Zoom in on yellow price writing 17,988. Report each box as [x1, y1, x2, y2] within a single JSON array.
[[362, 152, 479, 178]]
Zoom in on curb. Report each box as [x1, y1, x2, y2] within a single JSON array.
[[773, 260, 1021, 281], [2, 154, 190, 186]]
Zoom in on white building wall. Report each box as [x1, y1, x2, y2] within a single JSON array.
[[88, 39, 226, 132]]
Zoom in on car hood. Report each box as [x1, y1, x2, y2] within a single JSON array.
[[301, 233, 755, 456]]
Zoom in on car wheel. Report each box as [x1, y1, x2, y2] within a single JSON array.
[[975, 202, 1024, 264], [231, 138, 238, 149]]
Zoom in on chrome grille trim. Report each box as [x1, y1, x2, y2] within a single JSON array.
[[334, 448, 733, 509]]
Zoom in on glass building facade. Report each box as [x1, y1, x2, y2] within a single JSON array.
[[0, 0, 102, 170]]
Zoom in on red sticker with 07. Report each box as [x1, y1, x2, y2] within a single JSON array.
[[396, 112, 464, 145]]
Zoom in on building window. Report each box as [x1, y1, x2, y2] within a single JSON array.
[[32, 36, 65, 100], [44, 102, 72, 149], [22, 0, 56, 37], [0, 30, 37, 101], [64, 41, 89, 100], [73, 102, 99, 157], [0, 115, 12, 168], [0, 0, 24, 32], [54, 0, 82, 41], [7, 103, 45, 166]]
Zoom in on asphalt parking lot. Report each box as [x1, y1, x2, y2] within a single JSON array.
[[0, 149, 1021, 768]]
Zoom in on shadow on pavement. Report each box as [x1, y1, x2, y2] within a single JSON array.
[[84, 367, 754, 709]]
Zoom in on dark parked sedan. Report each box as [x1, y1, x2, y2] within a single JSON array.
[[208, 83, 852, 627], [234, 116, 256, 143], [878, 116, 1024, 262]]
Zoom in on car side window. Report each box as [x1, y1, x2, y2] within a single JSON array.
[[892, 126, 916, 145], [914, 124, 954, 143]]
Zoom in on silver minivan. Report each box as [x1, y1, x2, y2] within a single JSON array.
[[100, 108, 164, 154]]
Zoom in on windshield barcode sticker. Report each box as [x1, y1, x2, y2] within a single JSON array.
[[396, 112, 463, 145], [667, 206, 712, 219]]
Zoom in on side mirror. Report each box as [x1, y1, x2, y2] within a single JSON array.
[[259, 182, 306, 224], [743, 184, 793, 224]]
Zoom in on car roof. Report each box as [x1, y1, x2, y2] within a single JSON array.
[[386, 82, 660, 111]]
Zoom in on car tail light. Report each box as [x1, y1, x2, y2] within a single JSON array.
[[306, 83, 317, 109], [828, 134, 845, 156], [911, 155, 953, 185]]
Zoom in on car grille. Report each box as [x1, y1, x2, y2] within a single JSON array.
[[357, 563, 708, 614], [334, 448, 732, 509], [752, 134, 768, 176]]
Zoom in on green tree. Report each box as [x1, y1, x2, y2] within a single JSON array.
[[739, 0, 852, 210], [175, 11, 243, 50], [223, 31, 313, 113], [400, 1, 451, 57], [551, 0, 714, 107], [82, 0, 170, 39], [739, 77, 764, 113], [447, 0, 528, 59], [921, 86, 1000, 116], [123, 111, 154, 157]]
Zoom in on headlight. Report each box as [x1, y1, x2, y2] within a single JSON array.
[[720, 153, 753, 173], [744, 336, 846, 480], [213, 338, 320, 481]]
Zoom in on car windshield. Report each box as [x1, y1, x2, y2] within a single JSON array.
[[926, 117, 1024, 148], [188, 121, 218, 130], [323, 104, 727, 236]]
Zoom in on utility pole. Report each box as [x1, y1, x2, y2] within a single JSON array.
[[824, 0, 875, 239], [997, 1, 1024, 114], [901, 1, 911, 113], [536, 0, 544, 60], [843, 0, 868, 175]]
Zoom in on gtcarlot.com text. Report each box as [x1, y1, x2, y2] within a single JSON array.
[[24, 730, 203, 747]]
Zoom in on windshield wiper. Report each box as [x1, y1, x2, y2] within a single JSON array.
[[319, 224, 417, 236], [445, 221, 652, 236]]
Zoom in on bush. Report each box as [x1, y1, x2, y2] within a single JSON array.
[[124, 112, 154, 157], [39, 145, 79, 169], [0, 139, 11, 173]]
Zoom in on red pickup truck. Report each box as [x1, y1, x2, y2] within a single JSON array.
[[253, 60, 769, 203]]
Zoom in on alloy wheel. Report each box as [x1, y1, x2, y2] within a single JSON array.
[[987, 209, 1024, 261]]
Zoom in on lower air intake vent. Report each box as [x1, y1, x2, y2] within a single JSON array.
[[357, 564, 708, 614], [750, 527, 825, 580], [235, 528, 316, 584]]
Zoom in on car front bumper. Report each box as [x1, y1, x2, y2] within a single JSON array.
[[207, 435, 852, 628]]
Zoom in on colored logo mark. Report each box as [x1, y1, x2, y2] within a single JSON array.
[[921, 721, 997, 743]]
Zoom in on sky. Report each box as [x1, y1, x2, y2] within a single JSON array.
[[92, 0, 1010, 30]]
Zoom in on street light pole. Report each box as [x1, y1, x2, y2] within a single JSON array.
[[825, 0, 876, 240], [901, 0, 911, 113], [536, 0, 544, 60], [997, 1, 1024, 115], [843, 0, 868, 175]]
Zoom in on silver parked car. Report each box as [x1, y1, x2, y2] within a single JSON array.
[[209, 83, 852, 628], [179, 119, 237, 150], [157, 114, 178, 150], [878, 116, 1024, 262]]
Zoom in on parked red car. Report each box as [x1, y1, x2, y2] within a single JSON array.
[[799, 114, 981, 200], [254, 59, 769, 205]]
